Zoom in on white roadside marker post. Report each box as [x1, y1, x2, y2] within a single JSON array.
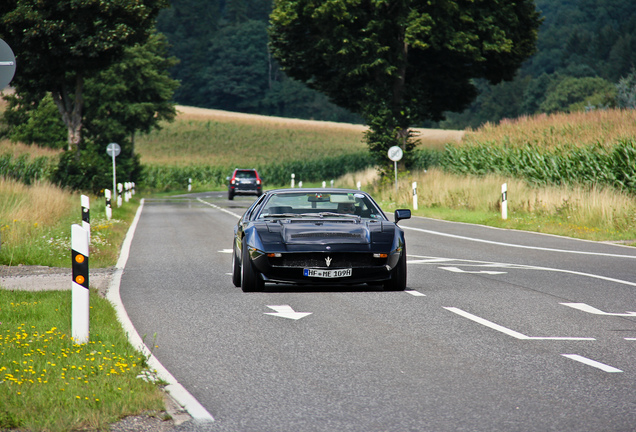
[[71, 224, 90, 344], [81, 195, 90, 242], [501, 183, 508, 220], [412, 182, 418, 210], [322, 181, 326, 188], [357, 181, 361, 190], [105, 189, 112, 220], [291, 173, 295, 188], [188, 178, 192, 192], [117, 183, 123, 207]]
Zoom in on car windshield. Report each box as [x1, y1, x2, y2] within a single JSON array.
[[258, 192, 385, 220], [235, 170, 256, 179]]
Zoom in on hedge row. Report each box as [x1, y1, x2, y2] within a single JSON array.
[[440, 138, 636, 193]]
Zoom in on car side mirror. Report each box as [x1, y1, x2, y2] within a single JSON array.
[[394, 209, 411, 223]]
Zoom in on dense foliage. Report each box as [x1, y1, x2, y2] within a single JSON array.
[[0, 3, 178, 193], [157, 0, 636, 129], [0, 0, 169, 153], [269, 0, 541, 171], [440, 0, 636, 128]]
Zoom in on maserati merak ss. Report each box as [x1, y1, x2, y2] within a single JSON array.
[[232, 188, 411, 292]]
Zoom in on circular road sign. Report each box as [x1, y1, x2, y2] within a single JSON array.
[[106, 142, 121, 157], [388, 146, 403, 162], [0, 39, 16, 90]]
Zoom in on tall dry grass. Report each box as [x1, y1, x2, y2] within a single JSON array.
[[0, 138, 63, 158], [0, 178, 77, 250], [465, 109, 636, 149], [370, 168, 636, 240]]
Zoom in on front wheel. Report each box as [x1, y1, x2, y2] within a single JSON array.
[[232, 241, 241, 287], [384, 247, 407, 291], [241, 240, 264, 292]]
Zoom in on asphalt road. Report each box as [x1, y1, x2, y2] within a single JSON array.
[[119, 191, 636, 432]]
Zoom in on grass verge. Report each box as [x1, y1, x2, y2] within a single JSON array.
[[0, 289, 166, 431], [370, 168, 636, 243], [1, 178, 139, 268]]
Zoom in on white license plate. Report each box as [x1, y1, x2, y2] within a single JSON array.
[[303, 268, 352, 278]]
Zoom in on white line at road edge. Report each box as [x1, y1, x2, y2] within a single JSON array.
[[402, 225, 636, 259], [561, 354, 623, 373], [197, 197, 242, 219], [106, 199, 215, 423]]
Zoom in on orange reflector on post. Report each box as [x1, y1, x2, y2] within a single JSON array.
[[75, 254, 85, 264], [75, 275, 85, 285]]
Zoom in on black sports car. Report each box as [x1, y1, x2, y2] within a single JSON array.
[[232, 188, 411, 292]]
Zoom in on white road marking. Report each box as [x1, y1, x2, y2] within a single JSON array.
[[561, 354, 623, 373], [624, 338, 636, 341], [560, 303, 636, 317], [409, 255, 636, 288], [402, 225, 636, 259], [265, 305, 312, 320], [444, 307, 595, 341], [219, 249, 233, 254], [405, 290, 426, 296], [440, 266, 507, 275], [197, 198, 242, 218], [107, 200, 215, 422]]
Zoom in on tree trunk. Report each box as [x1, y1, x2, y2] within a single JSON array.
[[51, 74, 84, 158]]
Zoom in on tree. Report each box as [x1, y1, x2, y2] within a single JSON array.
[[0, 0, 168, 156], [616, 68, 636, 109], [540, 76, 616, 113], [269, 0, 542, 169], [83, 32, 179, 153]]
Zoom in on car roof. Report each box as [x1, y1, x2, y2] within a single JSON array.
[[264, 188, 369, 195]]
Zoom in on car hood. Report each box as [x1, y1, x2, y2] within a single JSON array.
[[259, 219, 396, 245]]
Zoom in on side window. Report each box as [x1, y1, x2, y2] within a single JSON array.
[[244, 194, 267, 221]]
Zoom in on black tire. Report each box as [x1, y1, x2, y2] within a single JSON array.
[[232, 241, 241, 287], [384, 247, 407, 291], [241, 239, 264, 292], [228, 191, 234, 200]]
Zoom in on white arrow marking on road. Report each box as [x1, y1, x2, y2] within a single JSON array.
[[440, 266, 507, 275], [265, 305, 312, 320], [560, 303, 636, 317], [562, 354, 623, 373]]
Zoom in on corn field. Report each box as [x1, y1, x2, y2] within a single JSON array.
[[440, 138, 636, 194]]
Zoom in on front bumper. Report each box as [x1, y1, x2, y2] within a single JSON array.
[[250, 250, 400, 285]]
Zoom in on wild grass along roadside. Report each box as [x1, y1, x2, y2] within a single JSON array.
[[0, 289, 167, 431]]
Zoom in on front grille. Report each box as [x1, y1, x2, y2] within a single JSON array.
[[291, 233, 363, 239], [269, 253, 385, 268]]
